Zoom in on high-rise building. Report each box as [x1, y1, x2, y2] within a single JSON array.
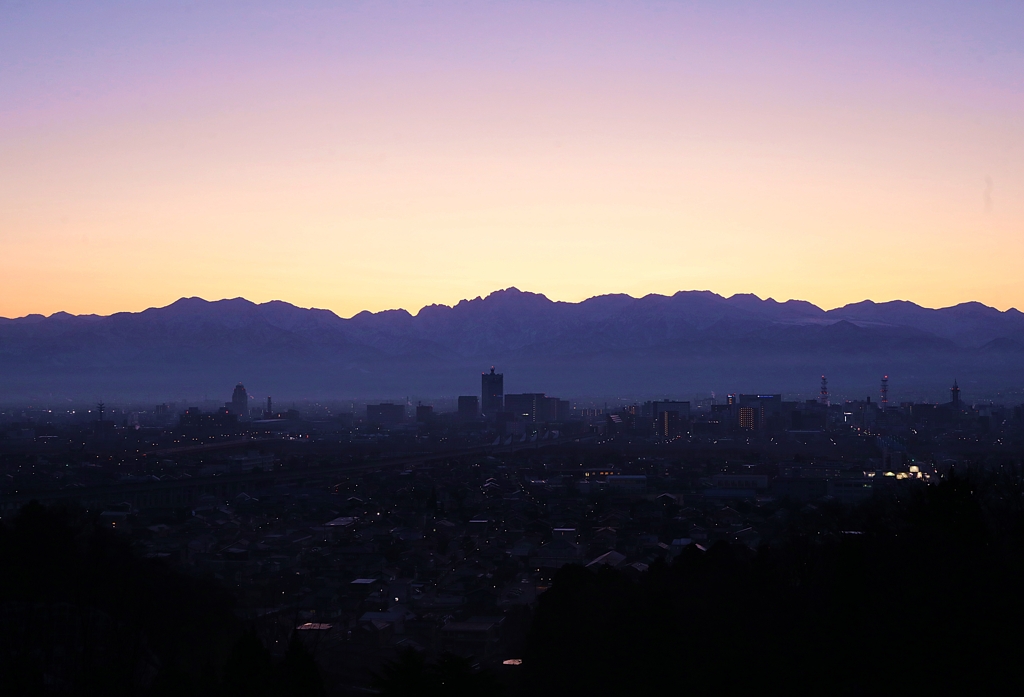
[[739, 406, 757, 431], [231, 383, 249, 421], [557, 399, 571, 422], [458, 396, 480, 422], [504, 393, 566, 423], [737, 394, 783, 431], [648, 401, 689, 437], [657, 411, 686, 438], [504, 393, 542, 422], [481, 367, 503, 415], [951, 380, 961, 410]]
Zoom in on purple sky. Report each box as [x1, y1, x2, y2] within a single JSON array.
[[2, 1, 1022, 317]]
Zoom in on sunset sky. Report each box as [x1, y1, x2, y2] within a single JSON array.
[[2, 1, 1022, 318]]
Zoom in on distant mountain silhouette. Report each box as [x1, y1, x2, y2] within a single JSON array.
[[1, 289, 1023, 401]]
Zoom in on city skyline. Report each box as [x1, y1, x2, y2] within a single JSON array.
[[5, 4, 1024, 694], [3, 1, 1023, 318]]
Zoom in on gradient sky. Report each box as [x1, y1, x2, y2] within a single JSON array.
[[2, 1, 1022, 318]]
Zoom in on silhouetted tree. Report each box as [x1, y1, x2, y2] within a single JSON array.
[[371, 649, 503, 697], [522, 473, 1024, 696], [275, 634, 325, 697], [430, 653, 503, 697], [371, 647, 428, 697], [0, 501, 240, 696], [223, 629, 274, 697]]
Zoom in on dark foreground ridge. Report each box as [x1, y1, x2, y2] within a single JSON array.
[[2, 289, 1024, 399], [525, 473, 1024, 696], [5, 471, 1024, 696], [0, 502, 326, 697]]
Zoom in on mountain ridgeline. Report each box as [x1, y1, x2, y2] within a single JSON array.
[[2, 289, 1023, 401]]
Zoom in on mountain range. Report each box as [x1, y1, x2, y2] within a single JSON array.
[[2, 289, 1023, 403]]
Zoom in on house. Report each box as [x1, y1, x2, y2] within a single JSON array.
[[586, 550, 627, 569], [710, 507, 743, 527], [440, 616, 504, 657], [532, 539, 582, 569]]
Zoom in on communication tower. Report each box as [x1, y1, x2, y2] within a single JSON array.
[[819, 376, 829, 406]]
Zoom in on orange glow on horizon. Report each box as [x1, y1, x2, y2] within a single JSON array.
[[2, 3, 1022, 318]]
